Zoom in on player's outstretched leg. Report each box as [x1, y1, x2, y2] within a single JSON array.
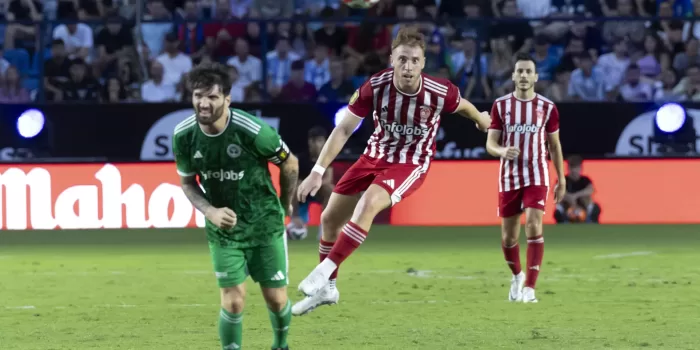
[[292, 192, 359, 316], [219, 285, 245, 349], [262, 287, 291, 350], [298, 185, 390, 297], [502, 215, 525, 302], [523, 208, 545, 303]]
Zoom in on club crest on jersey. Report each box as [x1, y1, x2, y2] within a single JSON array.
[[227, 144, 242, 158], [536, 108, 545, 119], [419, 106, 432, 118], [349, 90, 359, 105]]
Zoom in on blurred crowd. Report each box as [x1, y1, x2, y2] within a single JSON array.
[[1, 0, 700, 104]]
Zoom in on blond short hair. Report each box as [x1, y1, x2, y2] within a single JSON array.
[[391, 26, 426, 51]]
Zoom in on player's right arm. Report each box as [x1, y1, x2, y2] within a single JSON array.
[[173, 133, 237, 229], [485, 102, 520, 160], [297, 84, 369, 201]]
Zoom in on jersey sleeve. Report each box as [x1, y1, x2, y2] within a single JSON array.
[[489, 101, 503, 130], [346, 81, 374, 118], [442, 82, 462, 114], [253, 122, 291, 165], [172, 133, 196, 177], [546, 104, 560, 133]]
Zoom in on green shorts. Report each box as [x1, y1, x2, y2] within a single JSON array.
[[208, 234, 289, 289]]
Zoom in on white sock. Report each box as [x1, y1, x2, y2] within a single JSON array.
[[318, 258, 338, 278]]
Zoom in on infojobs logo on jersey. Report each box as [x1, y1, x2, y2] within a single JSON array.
[[201, 170, 245, 182], [381, 121, 429, 136], [507, 124, 541, 134]]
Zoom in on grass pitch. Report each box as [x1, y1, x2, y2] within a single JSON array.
[[1, 225, 699, 350]]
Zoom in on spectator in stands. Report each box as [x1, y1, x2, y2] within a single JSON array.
[[313, 7, 347, 57], [141, 60, 178, 102], [672, 64, 700, 100], [597, 39, 630, 93], [279, 59, 316, 102], [244, 21, 263, 57], [227, 38, 262, 87], [157, 33, 193, 86], [568, 52, 605, 101], [392, 4, 418, 40], [545, 67, 571, 102], [554, 155, 601, 224], [0, 50, 10, 75], [637, 34, 669, 78], [662, 21, 687, 56], [490, 0, 533, 54], [564, 22, 603, 63], [174, 1, 208, 62], [244, 82, 264, 102], [204, 0, 245, 61], [305, 43, 331, 91], [94, 15, 135, 77], [602, 0, 645, 46], [317, 58, 354, 103], [229, 0, 253, 18], [118, 58, 141, 98], [266, 35, 301, 98], [251, 0, 294, 18], [0, 65, 31, 103], [3, 0, 43, 51], [532, 35, 561, 92], [291, 21, 313, 58], [488, 36, 514, 97], [451, 33, 490, 99], [558, 37, 586, 73], [345, 21, 391, 66], [63, 58, 100, 102], [682, 1, 700, 41], [617, 64, 654, 101], [44, 39, 72, 102], [101, 76, 129, 102], [52, 11, 93, 61], [141, 0, 173, 58], [673, 38, 700, 74], [57, 0, 112, 20], [228, 65, 246, 102], [654, 69, 683, 101]]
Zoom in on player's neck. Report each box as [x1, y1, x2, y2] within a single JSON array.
[[393, 76, 421, 95], [201, 110, 230, 135], [513, 89, 536, 101]]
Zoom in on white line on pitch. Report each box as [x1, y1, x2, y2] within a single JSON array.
[[372, 300, 450, 305], [594, 251, 655, 259], [5, 306, 35, 309]]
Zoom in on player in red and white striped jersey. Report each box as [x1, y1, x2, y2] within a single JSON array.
[[292, 27, 491, 316], [486, 53, 566, 303]]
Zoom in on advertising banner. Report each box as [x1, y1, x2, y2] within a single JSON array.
[[3, 102, 696, 161], [0, 160, 697, 230]]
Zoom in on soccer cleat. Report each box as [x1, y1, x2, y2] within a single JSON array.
[[298, 260, 334, 296], [509, 271, 526, 302], [272, 347, 289, 350], [292, 285, 339, 316], [521, 286, 538, 303]]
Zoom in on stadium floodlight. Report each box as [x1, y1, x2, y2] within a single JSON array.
[[16, 109, 46, 139], [653, 103, 696, 154], [335, 105, 363, 133]]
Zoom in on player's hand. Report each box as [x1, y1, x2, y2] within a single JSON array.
[[205, 207, 237, 229], [475, 111, 490, 133], [500, 147, 520, 160], [297, 172, 323, 203], [554, 181, 567, 203]]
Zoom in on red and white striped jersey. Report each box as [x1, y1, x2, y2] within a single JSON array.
[[347, 68, 461, 167], [489, 93, 560, 192]]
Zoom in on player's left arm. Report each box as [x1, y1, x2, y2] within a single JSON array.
[[252, 123, 299, 216], [444, 82, 490, 132], [545, 105, 566, 199]]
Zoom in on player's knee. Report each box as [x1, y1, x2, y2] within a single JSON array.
[[356, 189, 389, 217], [262, 288, 288, 312], [525, 218, 542, 233], [320, 210, 343, 240], [220, 287, 245, 313]]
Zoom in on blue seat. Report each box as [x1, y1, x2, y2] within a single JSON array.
[[22, 77, 40, 91], [3, 48, 30, 75], [29, 48, 52, 77]]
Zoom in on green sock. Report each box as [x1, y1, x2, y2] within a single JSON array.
[[268, 300, 291, 349], [218, 308, 243, 349]]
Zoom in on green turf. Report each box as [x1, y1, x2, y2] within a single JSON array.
[[1, 225, 699, 350]]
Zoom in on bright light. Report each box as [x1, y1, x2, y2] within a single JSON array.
[[655, 103, 685, 133], [16, 109, 45, 139], [334, 105, 362, 133]]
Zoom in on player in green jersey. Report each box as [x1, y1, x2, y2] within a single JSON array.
[[172, 63, 299, 350]]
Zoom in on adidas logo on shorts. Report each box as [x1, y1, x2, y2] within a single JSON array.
[[271, 271, 285, 281]]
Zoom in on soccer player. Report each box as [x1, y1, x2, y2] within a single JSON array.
[[486, 52, 566, 303], [292, 27, 492, 316], [173, 63, 299, 350], [288, 126, 334, 240]]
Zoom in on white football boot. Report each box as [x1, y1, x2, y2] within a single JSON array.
[[298, 259, 336, 296], [509, 271, 526, 302], [292, 283, 340, 316], [521, 286, 538, 303]]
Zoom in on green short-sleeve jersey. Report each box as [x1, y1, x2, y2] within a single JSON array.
[[172, 108, 291, 248]]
